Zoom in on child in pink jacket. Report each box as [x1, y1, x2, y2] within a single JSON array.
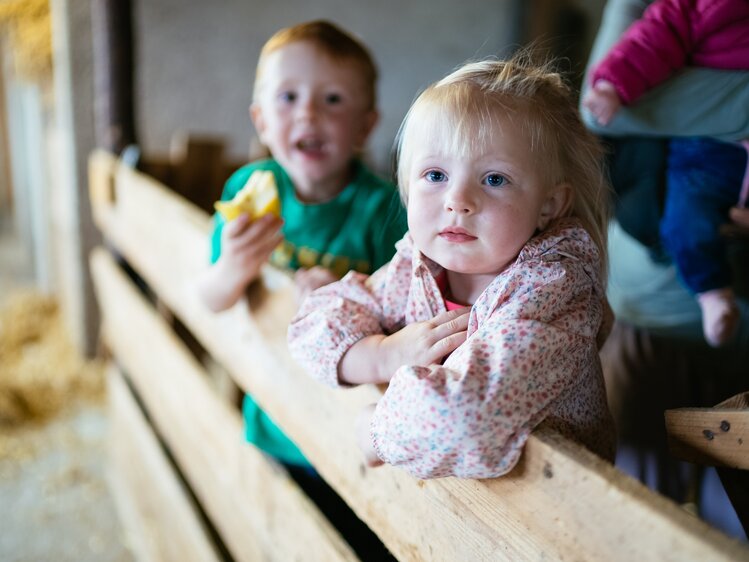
[[288, 55, 616, 479], [583, 0, 749, 347]]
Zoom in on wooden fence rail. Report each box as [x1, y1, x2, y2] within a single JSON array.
[[88, 149, 749, 561]]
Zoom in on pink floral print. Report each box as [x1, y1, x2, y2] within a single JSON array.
[[288, 219, 616, 479]]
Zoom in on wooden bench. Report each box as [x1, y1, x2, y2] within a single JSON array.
[[88, 149, 749, 561]]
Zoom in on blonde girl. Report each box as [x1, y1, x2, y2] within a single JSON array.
[[288, 54, 615, 479]]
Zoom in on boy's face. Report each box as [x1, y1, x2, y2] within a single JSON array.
[[251, 42, 378, 202]]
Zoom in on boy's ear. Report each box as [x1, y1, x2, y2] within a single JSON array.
[[538, 182, 572, 230], [356, 109, 379, 147], [249, 103, 266, 141]]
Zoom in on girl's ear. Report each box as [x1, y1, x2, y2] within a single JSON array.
[[538, 182, 572, 230], [249, 104, 266, 141]]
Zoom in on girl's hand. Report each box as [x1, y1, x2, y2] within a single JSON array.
[[338, 308, 470, 385], [294, 266, 339, 304], [376, 307, 469, 382], [582, 80, 622, 126], [356, 404, 383, 467], [219, 213, 283, 288]]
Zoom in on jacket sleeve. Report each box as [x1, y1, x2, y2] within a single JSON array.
[[581, 0, 749, 141], [591, 0, 692, 104], [288, 249, 409, 387], [370, 261, 601, 479]]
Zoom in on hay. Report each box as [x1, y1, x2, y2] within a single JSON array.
[[0, 289, 105, 426]]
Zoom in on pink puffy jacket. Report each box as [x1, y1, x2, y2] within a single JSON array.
[[591, 0, 749, 104]]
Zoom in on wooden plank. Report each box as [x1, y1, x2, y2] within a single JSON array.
[[91, 248, 359, 562], [168, 132, 226, 214], [89, 149, 118, 208], [108, 364, 222, 562], [665, 394, 749, 469], [89, 151, 749, 561]]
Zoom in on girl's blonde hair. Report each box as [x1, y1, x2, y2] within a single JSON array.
[[254, 20, 378, 109], [396, 53, 611, 277]]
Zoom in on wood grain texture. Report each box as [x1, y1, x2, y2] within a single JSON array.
[[108, 365, 223, 562], [89, 149, 749, 561], [92, 249, 359, 562]]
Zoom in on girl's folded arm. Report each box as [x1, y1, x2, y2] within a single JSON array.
[[288, 267, 395, 388], [369, 263, 600, 479], [369, 317, 591, 479]]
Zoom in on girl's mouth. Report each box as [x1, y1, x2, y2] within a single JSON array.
[[439, 227, 477, 242]]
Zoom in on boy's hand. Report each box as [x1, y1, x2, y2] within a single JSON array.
[[294, 266, 339, 304], [219, 213, 283, 288], [356, 404, 383, 467], [582, 80, 621, 126], [338, 308, 470, 386]]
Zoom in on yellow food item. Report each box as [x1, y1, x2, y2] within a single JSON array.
[[214, 170, 281, 221]]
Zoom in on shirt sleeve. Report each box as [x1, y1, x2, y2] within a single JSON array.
[[581, 0, 749, 140], [370, 261, 600, 479], [288, 264, 398, 387]]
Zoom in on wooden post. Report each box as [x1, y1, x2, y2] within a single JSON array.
[[50, 0, 99, 356], [91, 0, 136, 154]]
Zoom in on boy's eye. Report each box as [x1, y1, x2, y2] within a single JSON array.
[[325, 93, 343, 104], [425, 170, 446, 183], [279, 91, 297, 103], [484, 173, 507, 188]]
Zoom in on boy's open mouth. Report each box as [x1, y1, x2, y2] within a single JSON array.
[[296, 137, 325, 154]]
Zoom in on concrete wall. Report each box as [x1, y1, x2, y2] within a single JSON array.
[[133, 0, 528, 175]]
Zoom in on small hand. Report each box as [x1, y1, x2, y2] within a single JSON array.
[[294, 266, 339, 304], [376, 307, 469, 382], [582, 80, 622, 126], [722, 206, 749, 238], [356, 404, 383, 467], [219, 213, 283, 287]]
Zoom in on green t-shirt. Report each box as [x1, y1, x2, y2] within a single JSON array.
[[210, 158, 407, 466]]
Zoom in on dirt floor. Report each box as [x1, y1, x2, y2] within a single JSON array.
[[0, 214, 135, 562]]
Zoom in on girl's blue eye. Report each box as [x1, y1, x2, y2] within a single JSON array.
[[426, 170, 446, 183], [279, 91, 296, 103], [484, 173, 507, 188]]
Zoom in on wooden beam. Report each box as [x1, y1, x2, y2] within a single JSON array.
[[108, 365, 223, 562], [92, 248, 359, 562], [91, 0, 136, 154], [89, 150, 749, 561], [665, 393, 749, 469], [50, 0, 100, 356]]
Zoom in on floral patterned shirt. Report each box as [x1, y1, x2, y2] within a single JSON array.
[[288, 219, 616, 479]]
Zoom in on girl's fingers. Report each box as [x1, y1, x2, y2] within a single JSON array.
[[430, 309, 470, 338], [431, 307, 470, 324], [431, 330, 467, 359]]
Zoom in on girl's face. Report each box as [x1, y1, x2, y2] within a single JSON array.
[[251, 42, 377, 202], [405, 110, 568, 301]]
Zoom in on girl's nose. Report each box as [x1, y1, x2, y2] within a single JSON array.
[[444, 182, 475, 214]]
